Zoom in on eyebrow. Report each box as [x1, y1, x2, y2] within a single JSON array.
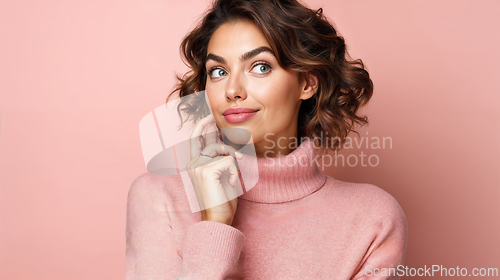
[[206, 46, 274, 65]]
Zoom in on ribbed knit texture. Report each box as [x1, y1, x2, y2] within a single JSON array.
[[126, 139, 408, 280], [238, 139, 327, 203]]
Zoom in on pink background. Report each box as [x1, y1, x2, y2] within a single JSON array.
[[1, 0, 498, 279]]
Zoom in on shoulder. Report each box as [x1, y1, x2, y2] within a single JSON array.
[[328, 178, 407, 227], [127, 172, 183, 213]]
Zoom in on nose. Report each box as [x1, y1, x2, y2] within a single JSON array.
[[225, 72, 247, 101]]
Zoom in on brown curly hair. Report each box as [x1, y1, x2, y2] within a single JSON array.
[[167, 0, 373, 153]]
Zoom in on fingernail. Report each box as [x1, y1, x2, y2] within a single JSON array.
[[235, 151, 243, 159]]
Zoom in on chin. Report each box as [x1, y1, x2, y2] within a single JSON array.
[[220, 127, 254, 145]]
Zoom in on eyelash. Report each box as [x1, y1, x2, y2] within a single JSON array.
[[252, 61, 272, 75], [207, 61, 272, 79], [207, 67, 227, 79], [206, 67, 224, 79]]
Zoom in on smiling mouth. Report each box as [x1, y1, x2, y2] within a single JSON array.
[[223, 110, 259, 123]]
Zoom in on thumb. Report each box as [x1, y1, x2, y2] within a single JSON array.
[[218, 156, 239, 187]]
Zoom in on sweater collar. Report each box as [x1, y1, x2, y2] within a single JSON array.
[[237, 138, 327, 204]]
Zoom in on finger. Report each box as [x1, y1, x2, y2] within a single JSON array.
[[204, 118, 218, 146], [195, 157, 239, 211], [215, 125, 223, 144], [190, 114, 215, 160], [214, 128, 224, 146], [201, 143, 243, 159], [203, 156, 240, 187], [224, 157, 240, 187]]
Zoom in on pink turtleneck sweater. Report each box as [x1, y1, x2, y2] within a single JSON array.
[[126, 139, 407, 279]]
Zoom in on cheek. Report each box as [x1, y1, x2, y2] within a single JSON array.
[[206, 84, 226, 107], [205, 90, 222, 123], [205, 82, 224, 103], [266, 75, 301, 114], [252, 74, 296, 106], [205, 91, 215, 112]]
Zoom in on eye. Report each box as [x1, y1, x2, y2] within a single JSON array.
[[250, 62, 272, 75], [208, 67, 227, 78]]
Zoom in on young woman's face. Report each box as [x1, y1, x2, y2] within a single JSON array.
[[205, 19, 311, 155]]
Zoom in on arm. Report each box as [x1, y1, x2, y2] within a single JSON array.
[[125, 173, 245, 280], [352, 194, 408, 280]]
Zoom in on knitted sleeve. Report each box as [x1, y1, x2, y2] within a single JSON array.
[[125, 173, 245, 280], [351, 188, 408, 280]]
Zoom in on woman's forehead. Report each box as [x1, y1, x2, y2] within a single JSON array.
[[206, 20, 271, 57]]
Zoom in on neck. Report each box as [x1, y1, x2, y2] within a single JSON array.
[[253, 136, 300, 158], [237, 138, 327, 203], [253, 108, 301, 157], [221, 134, 303, 158]]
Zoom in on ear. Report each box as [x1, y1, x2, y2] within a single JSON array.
[[299, 72, 319, 101]]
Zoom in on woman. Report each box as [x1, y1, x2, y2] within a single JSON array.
[[126, 0, 407, 279]]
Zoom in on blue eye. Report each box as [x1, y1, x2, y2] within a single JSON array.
[[209, 68, 227, 78], [251, 63, 271, 74]]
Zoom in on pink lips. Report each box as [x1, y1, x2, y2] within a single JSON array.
[[222, 107, 259, 123]]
